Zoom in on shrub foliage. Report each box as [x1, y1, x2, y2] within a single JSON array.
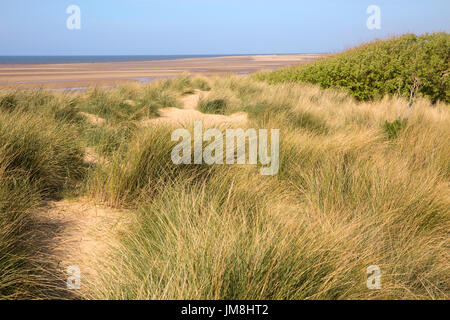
[[256, 33, 449, 103]]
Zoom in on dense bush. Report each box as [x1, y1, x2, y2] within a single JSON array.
[[256, 33, 449, 103]]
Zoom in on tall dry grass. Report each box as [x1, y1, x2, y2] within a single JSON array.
[[0, 74, 448, 299], [0, 106, 85, 299], [83, 76, 449, 300]]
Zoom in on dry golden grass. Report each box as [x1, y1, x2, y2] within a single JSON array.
[[0, 75, 448, 300], [82, 76, 449, 300]]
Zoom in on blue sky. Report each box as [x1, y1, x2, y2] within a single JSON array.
[[1, 0, 449, 55]]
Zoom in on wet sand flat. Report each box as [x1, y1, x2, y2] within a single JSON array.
[[0, 54, 322, 90]]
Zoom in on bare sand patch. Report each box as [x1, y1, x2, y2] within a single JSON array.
[[79, 112, 106, 126], [33, 198, 133, 296], [83, 147, 108, 167], [249, 54, 323, 62], [144, 108, 248, 127], [142, 89, 247, 128], [180, 89, 210, 109]]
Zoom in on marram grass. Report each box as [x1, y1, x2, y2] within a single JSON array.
[[0, 71, 449, 300]]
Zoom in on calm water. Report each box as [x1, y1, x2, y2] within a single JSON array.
[[0, 55, 230, 65]]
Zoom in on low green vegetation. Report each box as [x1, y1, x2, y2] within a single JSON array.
[[256, 33, 450, 103]]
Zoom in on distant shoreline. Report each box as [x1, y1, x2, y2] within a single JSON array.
[[0, 54, 324, 65], [0, 54, 323, 90]]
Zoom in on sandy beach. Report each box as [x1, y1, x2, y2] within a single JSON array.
[[0, 54, 322, 90]]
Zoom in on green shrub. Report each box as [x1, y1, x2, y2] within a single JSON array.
[[257, 33, 450, 103]]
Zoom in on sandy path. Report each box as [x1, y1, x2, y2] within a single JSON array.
[[32, 90, 246, 298], [79, 112, 106, 126], [33, 146, 125, 297], [78, 89, 248, 129], [142, 89, 248, 127], [33, 197, 132, 297]]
